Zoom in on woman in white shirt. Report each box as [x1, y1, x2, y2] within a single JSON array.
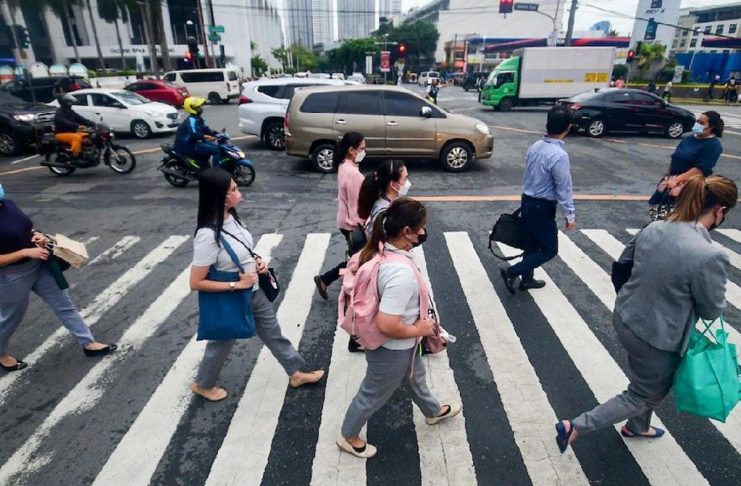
[[337, 198, 461, 458], [189, 168, 324, 401], [357, 159, 410, 239]]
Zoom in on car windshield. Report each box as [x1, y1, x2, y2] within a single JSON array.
[[112, 90, 151, 105]]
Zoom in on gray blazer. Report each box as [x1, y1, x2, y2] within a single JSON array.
[[616, 220, 728, 354]]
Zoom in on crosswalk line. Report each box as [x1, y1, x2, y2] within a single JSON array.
[[206, 233, 331, 486], [86, 235, 140, 267], [558, 232, 616, 311], [500, 241, 708, 485], [628, 228, 741, 270], [717, 229, 741, 245], [91, 234, 283, 486], [578, 230, 741, 454], [0, 266, 194, 485], [413, 247, 476, 485], [0, 235, 189, 407], [444, 232, 588, 485]]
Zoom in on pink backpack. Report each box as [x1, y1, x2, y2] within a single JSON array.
[[339, 247, 430, 351]]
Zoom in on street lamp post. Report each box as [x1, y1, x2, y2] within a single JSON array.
[[375, 33, 398, 84]]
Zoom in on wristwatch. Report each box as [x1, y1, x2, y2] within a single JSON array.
[[228, 282, 236, 292]]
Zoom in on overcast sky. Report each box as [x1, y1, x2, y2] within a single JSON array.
[[401, 0, 727, 36]]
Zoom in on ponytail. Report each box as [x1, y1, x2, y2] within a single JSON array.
[[335, 131, 364, 165], [357, 159, 406, 219], [668, 174, 737, 222], [704, 111, 724, 138], [358, 197, 426, 265]]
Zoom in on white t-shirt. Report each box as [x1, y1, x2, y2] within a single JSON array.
[[378, 243, 421, 350], [366, 197, 391, 238], [192, 216, 257, 289]]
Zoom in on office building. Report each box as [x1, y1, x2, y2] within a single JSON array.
[[670, 2, 741, 55]]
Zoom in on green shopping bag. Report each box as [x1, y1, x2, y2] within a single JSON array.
[[674, 316, 740, 422]]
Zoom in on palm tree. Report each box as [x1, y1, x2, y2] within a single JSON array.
[[38, 0, 84, 64], [638, 42, 667, 78], [84, 0, 106, 69], [150, 0, 171, 71], [98, 0, 135, 69]]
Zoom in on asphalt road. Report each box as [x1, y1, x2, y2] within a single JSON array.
[[0, 85, 740, 486]]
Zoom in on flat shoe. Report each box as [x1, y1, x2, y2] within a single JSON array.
[[83, 343, 118, 357], [0, 360, 28, 372], [426, 402, 462, 425], [621, 425, 665, 439], [313, 276, 329, 300], [190, 383, 228, 402], [555, 420, 575, 453], [289, 369, 325, 388], [500, 269, 516, 295], [519, 279, 546, 291], [336, 437, 377, 459]]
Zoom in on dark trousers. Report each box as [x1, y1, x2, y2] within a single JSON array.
[[507, 195, 558, 281], [319, 228, 351, 286]]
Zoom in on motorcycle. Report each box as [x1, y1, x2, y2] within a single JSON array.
[[158, 131, 256, 188], [38, 124, 135, 176]]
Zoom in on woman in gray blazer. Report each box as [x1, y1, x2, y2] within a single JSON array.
[[556, 174, 737, 452]]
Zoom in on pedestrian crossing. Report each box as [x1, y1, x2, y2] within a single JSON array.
[[1, 227, 740, 485]]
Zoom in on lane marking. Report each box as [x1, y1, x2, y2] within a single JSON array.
[[0, 266, 194, 485], [577, 229, 741, 453], [206, 233, 331, 486], [500, 239, 708, 486], [0, 166, 44, 177], [444, 232, 588, 485], [10, 155, 39, 165], [92, 235, 282, 486], [86, 235, 140, 267], [0, 235, 190, 407]]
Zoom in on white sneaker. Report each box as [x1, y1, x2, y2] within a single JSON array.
[[426, 402, 462, 425], [336, 437, 377, 459]]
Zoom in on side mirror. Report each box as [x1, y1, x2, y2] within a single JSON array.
[[420, 106, 432, 117], [113, 103, 126, 109]]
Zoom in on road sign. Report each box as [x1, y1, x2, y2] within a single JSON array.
[[209, 25, 225, 34], [514, 3, 539, 11], [380, 51, 391, 73], [208, 33, 221, 43]]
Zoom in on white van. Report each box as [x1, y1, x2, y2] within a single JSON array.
[[162, 68, 240, 104], [418, 71, 440, 86]]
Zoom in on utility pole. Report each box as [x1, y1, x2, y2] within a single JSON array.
[[564, 0, 578, 46], [196, 0, 213, 68], [374, 33, 397, 84]]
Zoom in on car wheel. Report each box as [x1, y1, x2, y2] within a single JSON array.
[[208, 92, 222, 105], [666, 120, 685, 139], [586, 119, 606, 138], [0, 131, 19, 156], [499, 98, 514, 112], [131, 120, 152, 139], [263, 121, 285, 150], [440, 142, 472, 172], [311, 143, 336, 173]]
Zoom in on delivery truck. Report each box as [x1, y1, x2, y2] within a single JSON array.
[[479, 47, 616, 112]]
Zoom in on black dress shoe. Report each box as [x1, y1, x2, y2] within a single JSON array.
[[519, 279, 546, 291], [500, 269, 516, 295], [83, 343, 118, 357]]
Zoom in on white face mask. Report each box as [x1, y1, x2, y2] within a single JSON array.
[[397, 179, 411, 196], [354, 149, 366, 163]]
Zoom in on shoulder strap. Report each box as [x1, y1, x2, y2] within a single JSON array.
[[221, 227, 260, 260], [216, 234, 245, 273]]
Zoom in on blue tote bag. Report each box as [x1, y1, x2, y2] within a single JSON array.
[[197, 236, 256, 341]]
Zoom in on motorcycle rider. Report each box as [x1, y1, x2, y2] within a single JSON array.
[[174, 97, 219, 170], [54, 93, 96, 159], [427, 79, 439, 104]]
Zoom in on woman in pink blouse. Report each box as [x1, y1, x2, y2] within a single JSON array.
[[314, 132, 366, 300]]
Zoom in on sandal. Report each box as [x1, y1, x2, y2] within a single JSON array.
[[190, 383, 228, 402], [555, 420, 575, 454], [621, 425, 665, 439]]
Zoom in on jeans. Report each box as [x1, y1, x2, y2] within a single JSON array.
[[193, 140, 220, 168], [507, 194, 558, 281]]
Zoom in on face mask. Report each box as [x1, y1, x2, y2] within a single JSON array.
[[396, 179, 411, 196], [411, 228, 427, 248], [0, 184, 4, 202], [692, 122, 706, 135], [225, 190, 242, 209], [709, 210, 726, 232], [354, 149, 366, 163]]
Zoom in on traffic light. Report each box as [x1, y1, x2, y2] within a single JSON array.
[[13, 25, 30, 49], [399, 43, 406, 55], [499, 0, 514, 14], [626, 50, 636, 63], [186, 36, 200, 68]]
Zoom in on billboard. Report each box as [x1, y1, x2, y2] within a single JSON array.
[[629, 0, 681, 55], [380, 51, 391, 72]]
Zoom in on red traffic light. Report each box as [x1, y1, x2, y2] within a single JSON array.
[[399, 43, 406, 54], [626, 49, 635, 62], [185, 51, 193, 62], [499, 0, 514, 14]]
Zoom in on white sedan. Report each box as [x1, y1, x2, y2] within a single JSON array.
[[61, 89, 180, 139]]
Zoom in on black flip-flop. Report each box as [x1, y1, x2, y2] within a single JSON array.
[[621, 425, 665, 439], [555, 420, 575, 453], [0, 360, 27, 372]]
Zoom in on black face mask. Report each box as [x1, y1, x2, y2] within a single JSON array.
[[709, 213, 726, 232], [411, 228, 427, 248]]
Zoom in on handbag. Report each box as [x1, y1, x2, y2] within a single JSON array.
[[46, 257, 70, 290], [674, 316, 740, 422], [197, 236, 256, 341], [220, 228, 281, 302], [611, 261, 633, 292], [488, 208, 531, 261], [347, 224, 367, 256], [421, 297, 446, 355]]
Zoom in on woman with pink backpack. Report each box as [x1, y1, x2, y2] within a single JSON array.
[[337, 198, 462, 459]]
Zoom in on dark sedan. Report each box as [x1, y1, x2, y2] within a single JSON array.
[[0, 92, 56, 156], [558, 88, 695, 139]]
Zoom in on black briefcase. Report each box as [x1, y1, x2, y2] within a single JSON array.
[[488, 208, 531, 261]]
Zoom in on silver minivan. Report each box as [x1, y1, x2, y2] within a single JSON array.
[[162, 69, 240, 104]]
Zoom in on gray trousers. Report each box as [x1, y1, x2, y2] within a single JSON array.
[[572, 315, 681, 434], [342, 345, 441, 438], [0, 259, 95, 355], [195, 289, 306, 389]]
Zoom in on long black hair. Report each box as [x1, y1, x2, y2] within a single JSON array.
[[334, 131, 364, 165], [195, 167, 240, 243], [703, 111, 724, 138], [357, 159, 406, 220], [359, 197, 427, 265]]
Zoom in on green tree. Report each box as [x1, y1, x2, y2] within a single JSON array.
[[271, 46, 289, 72], [290, 43, 317, 72], [386, 21, 439, 69], [327, 38, 378, 74], [36, 0, 84, 64], [84, 0, 106, 69], [251, 54, 268, 76], [98, 0, 136, 69], [638, 42, 667, 78]]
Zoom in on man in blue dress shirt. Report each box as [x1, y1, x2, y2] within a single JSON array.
[[501, 106, 577, 293]]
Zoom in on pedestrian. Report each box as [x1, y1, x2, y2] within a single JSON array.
[[646, 80, 657, 94], [0, 184, 117, 371], [661, 81, 672, 102], [190, 168, 324, 401], [427, 79, 439, 104], [649, 111, 724, 208], [313, 132, 366, 301], [337, 198, 462, 459], [357, 159, 410, 239], [556, 174, 735, 452], [615, 76, 625, 88], [500, 106, 576, 294], [707, 74, 720, 100]]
